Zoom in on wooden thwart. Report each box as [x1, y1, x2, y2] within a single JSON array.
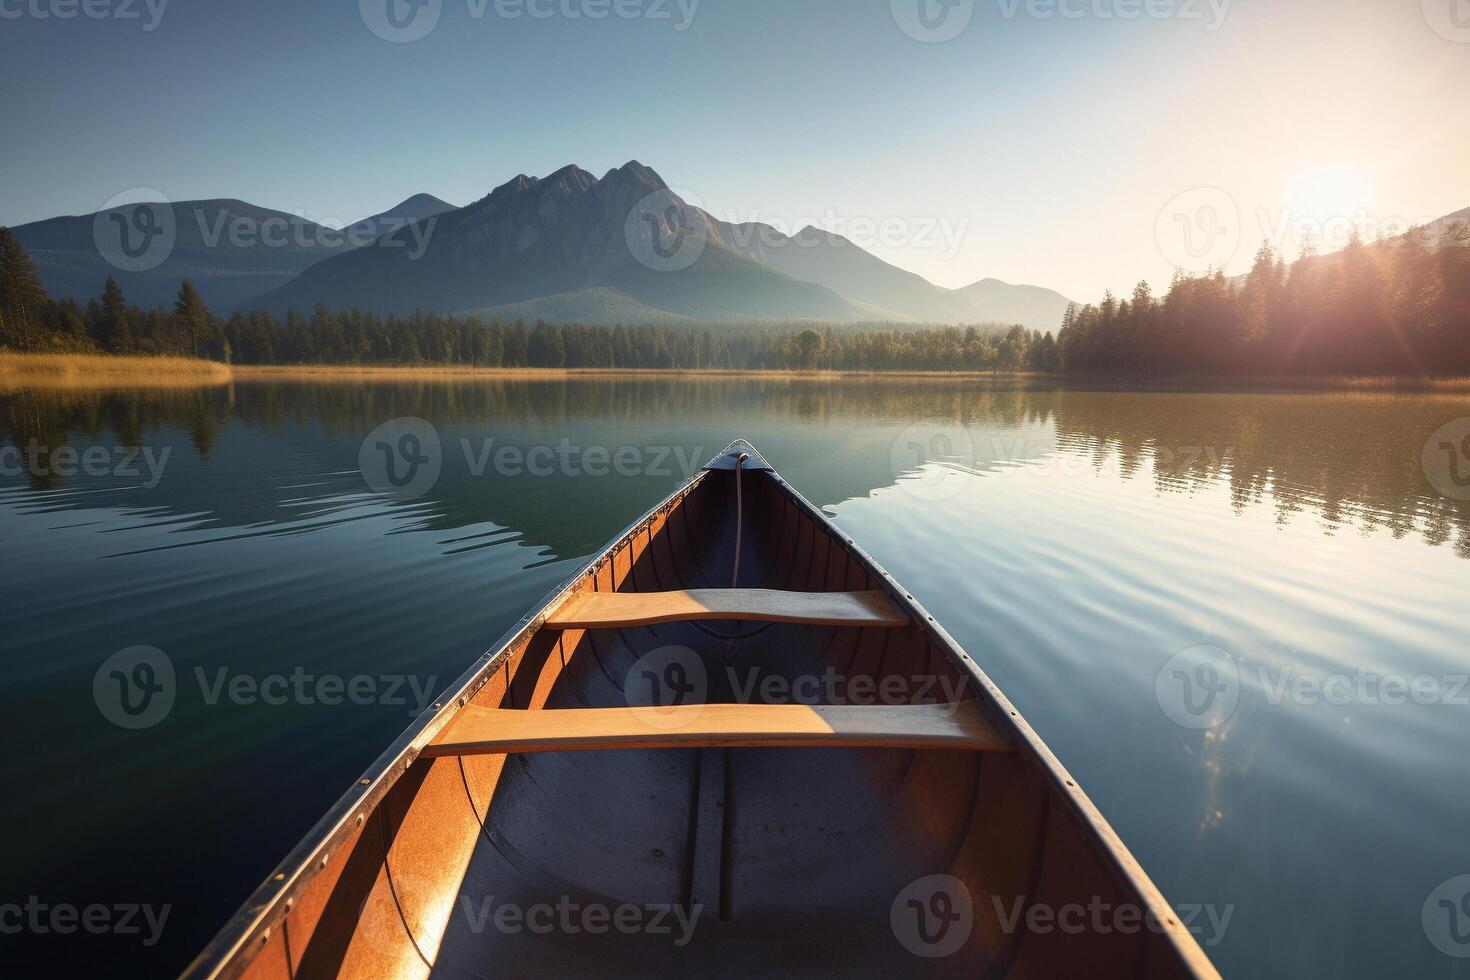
[[545, 589, 909, 630], [423, 701, 1010, 757]]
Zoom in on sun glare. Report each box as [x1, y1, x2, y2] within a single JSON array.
[[1285, 165, 1374, 221]]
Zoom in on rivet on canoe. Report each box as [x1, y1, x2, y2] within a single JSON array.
[[359, 778, 370, 786], [356, 814, 365, 826], [272, 873, 285, 882]]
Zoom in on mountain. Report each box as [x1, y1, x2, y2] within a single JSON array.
[[715, 224, 974, 322], [248, 162, 865, 322], [1423, 206, 1470, 243], [9, 165, 1077, 329], [343, 193, 454, 242], [709, 222, 1075, 330], [953, 277, 1077, 331], [11, 200, 356, 312]]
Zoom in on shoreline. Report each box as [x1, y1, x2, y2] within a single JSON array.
[[4, 353, 1470, 394]]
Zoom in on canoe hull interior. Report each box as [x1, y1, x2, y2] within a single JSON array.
[[194, 449, 1216, 979]]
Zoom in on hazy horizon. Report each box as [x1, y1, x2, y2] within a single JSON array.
[[2, 0, 1467, 303]]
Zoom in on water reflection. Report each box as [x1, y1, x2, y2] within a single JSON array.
[[1, 376, 1468, 979], [3, 379, 1469, 557]]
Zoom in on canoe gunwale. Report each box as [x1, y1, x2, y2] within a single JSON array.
[[180, 465, 715, 980], [181, 438, 1220, 980]]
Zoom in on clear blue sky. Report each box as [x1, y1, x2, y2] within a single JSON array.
[[2, 0, 1467, 300]]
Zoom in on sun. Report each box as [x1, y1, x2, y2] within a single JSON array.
[[1284, 165, 1374, 221]]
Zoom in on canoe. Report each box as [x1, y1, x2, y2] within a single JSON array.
[[184, 439, 1219, 979]]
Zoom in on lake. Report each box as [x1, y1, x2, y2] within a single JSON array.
[[1, 376, 1468, 977]]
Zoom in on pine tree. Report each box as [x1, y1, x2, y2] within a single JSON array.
[[174, 279, 210, 357], [0, 227, 50, 350], [98, 276, 133, 352]]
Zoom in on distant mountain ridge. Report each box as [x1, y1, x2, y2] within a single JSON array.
[[9, 164, 1080, 330], [250, 162, 1079, 329], [344, 193, 455, 242], [11, 193, 453, 312]]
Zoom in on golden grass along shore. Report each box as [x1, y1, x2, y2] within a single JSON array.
[[0, 353, 233, 389], [4, 353, 1470, 394]]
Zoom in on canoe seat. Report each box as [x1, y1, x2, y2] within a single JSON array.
[[423, 702, 1010, 757], [545, 589, 909, 630]]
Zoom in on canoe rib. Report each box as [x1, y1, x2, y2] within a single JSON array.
[[423, 702, 1010, 756], [545, 588, 909, 629]]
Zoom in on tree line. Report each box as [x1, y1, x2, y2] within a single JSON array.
[[0, 229, 1059, 372], [6, 222, 1469, 375], [1058, 223, 1470, 375]]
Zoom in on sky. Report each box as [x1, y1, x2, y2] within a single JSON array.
[[1, 0, 1467, 302]]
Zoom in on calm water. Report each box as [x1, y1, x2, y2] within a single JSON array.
[[2, 378, 1469, 978]]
